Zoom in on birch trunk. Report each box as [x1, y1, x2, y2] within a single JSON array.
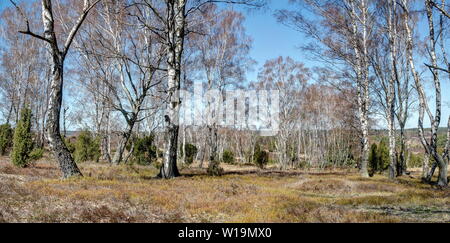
[[112, 132, 131, 164], [425, 0, 447, 186], [397, 122, 407, 175], [348, 0, 369, 177], [46, 57, 82, 178], [182, 125, 186, 164], [401, 0, 448, 186], [159, 0, 185, 178], [207, 125, 222, 175], [422, 154, 430, 180], [387, 0, 397, 179], [42, 0, 83, 178]]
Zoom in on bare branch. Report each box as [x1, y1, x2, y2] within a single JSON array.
[[8, 0, 53, 44], [62, 0, 102, 58]]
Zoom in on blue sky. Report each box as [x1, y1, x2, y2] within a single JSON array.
[[238, 0, 450, 129], [238, 1, 310, 82]]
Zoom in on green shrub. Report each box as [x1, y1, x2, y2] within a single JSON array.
[[184, 143, 198, 165], [130, 135, 157, 166], [254, 144, 269, 169], [64, 137, 76, 154], [73, 131, 100, 163], [222, 150, 235, 164], [368, 139, 390, 176], [0, 123, 13, 155], [378, 139, 390, 170], [408, 152, 423, 168], [153, 160, 163, 170], [11, 107, 34, 168], [29, 148, 44, 161], [325, 145, 356, 168], [368, 144, 378, 176], [207, 160, 224, 176]]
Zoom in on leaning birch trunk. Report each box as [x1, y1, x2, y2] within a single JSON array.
[[112, 121, 135, 165], [159, 0, 185, 179], [425, 0, 447, 186], [399, 0, 448, 186], [401, 0, 434, 182], [42, 0, 83, 178], [46, 58, 82, 177], [426, 161, 438, 181]]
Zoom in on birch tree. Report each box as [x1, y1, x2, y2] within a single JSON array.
[[277, 0, 374, 177], [77, 0, 165, 164], [399, 0, 449, 186], [422, 0, 449, 186], [385, 0, 398, 179], [10, 0, 101, 178], [256, 57, 309, 169], [0, 3, 50, 143], [371, 0, 416, 177], [190, 5, 253, 174], [137, 0, 264, 179], [370, 0, 401, 179]]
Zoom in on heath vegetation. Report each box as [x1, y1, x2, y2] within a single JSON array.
[[0, 0, 449, 223]]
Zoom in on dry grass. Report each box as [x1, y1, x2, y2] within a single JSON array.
[[0, 156, 449, 223]]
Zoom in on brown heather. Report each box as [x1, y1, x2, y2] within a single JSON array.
[[0, 156, 448, 223]]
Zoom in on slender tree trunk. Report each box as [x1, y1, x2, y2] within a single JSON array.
[[46, 59, 82, 178], [422, 154, 430, 180], [62, 107, 68, 137], [159, 0, 185, 179], [426, 161, 438, 181], [6, 103, 13, 125], [360, 116, 370, 177], [101, 134, 111, 163], [400, 0, 445, 184], [361, 0, 370, 178], [199, 129, 208, 168], [437, 160, 448, 186], [100, 111, 111, 163], [387, 0, 397, 179], [112, 124, 134, 165], [398, 124, 407, 175], [387, 116, 396, 179], [348, 0, 369, 177], [425, 0, 447, 186], [182, 125, 186, 164], [42, 0, 82, 178], [207, 126, 218, 163], [207, 124, 222, 175]]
